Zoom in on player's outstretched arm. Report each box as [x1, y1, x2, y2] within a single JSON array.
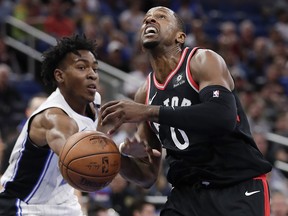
[[29, 108, 79, 155]]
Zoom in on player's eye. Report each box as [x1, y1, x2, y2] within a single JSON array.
[[77, 65, 86, 70]]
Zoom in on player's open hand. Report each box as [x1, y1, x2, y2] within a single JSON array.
[[100, 100, 148, 134], [120, 134, 161, 163]]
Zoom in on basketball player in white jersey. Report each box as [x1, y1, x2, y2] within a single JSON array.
[[0, 35, 101, 215]]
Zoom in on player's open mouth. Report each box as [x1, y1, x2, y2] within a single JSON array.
[[87, 84, 97, 92], [144, 26, 158, 36]]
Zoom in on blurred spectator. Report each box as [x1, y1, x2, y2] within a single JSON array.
[[17, 92, 48, 131], [265, 63, 282, 85], [221, 49, 248, 81], [105, 40, 130, 72], [270, 190, 288, 216], [82, 19, 107, 61], [217, 21, 241, 57], [0, 93, 47, 177], [88, 205, 119, 216], [0, 132, 4, 177], [43, 0, 76, 38], [0, 36, 21, 73], [279, 61, 288, 96], [253, 131, 276, 164], [260, 83, 287, 123], [246, 37, 272, 87], [0, 0, 13, 28], [237, 88, 256, 112], [184, 19, 212, 49], [119, 0, 145, 43], [274, 8, 288, 43], [247, 98, 272, 133], [130, 198, 157, 216], [123, 54, 150, 99], [0, 64, 25, 139], [11, 0, 44, 42], [98, 0, 127, 25], [238, 19, 256, 62], [272, 111, 288, 178], [88, 174, 136, 216], [72, 0, 99, 34], [172, 0, 205, 25]]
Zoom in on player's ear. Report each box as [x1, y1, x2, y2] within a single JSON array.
[[176, 32, 186, 45], [54, 68, 64, 83]]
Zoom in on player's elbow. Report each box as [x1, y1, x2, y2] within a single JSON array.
[[213, 110, 237, 135], [119, 169, 157, 189], [220, 116, 237, 133]]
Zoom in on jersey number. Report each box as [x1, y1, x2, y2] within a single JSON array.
[[171, 127, 189, 150], [153, 122, 189, 150]]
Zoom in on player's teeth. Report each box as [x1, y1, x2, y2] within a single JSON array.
[[145, 27, 156, 34]]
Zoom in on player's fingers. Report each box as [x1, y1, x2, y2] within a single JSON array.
[[108, 123, 122, 135], [100, 101, 120, 122], [151, 149, 161, 157], [100, 100, 119, 112], [134, 133, 141, 143]]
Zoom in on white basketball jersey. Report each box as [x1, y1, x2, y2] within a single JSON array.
[[0, 88, 100, 215]]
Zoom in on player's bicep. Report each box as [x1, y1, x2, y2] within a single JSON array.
[[191, 49, 234, 91]]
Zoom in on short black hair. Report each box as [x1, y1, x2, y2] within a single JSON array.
[[174, 13, 186, 33], [41, 34, 97, 87]]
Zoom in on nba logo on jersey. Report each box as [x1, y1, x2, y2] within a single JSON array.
[[213, 90, 219, 97]]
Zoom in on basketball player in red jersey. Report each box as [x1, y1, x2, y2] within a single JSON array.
[[100, 6, 272, 216]]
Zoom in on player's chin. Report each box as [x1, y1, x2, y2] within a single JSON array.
[[142, 40, 160, 49], [85, 91, 96, 102]]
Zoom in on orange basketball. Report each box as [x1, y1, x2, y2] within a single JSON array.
[[59, 131, 121, 192]]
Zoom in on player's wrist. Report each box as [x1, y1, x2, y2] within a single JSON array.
[[119, 142, 133, 158], [146, 105, 160, 122]]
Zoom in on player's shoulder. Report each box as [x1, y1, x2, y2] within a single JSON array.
[[192, 48, 221, 61], [31, 107, 69, 127]]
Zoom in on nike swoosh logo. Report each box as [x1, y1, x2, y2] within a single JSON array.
[[149, 92, 157, 105], [81, 126, 87, 131], [245, 190, 260, 196]]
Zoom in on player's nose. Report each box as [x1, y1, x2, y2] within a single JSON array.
[[145, 16, 156, 24], [87, 68, 98, 80]]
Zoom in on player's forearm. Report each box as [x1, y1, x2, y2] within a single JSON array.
[[145, 105, 160, 123], [119, 156, 159, 188]]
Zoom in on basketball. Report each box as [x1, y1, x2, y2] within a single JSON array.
[[59, 130, 121, 192]]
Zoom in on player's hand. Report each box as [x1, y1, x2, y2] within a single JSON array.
[[100, 100, 147, 134], [120, 134, 161, 163]]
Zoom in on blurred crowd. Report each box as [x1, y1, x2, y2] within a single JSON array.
[[0, 0, 288, 215]]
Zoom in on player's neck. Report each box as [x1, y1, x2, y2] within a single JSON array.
[[149, 47, 182, 83]]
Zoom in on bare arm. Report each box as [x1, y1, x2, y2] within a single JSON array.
[[100, 83, 162, 188], [29, 108, 79, 155], [191, 48, 234, 91]]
